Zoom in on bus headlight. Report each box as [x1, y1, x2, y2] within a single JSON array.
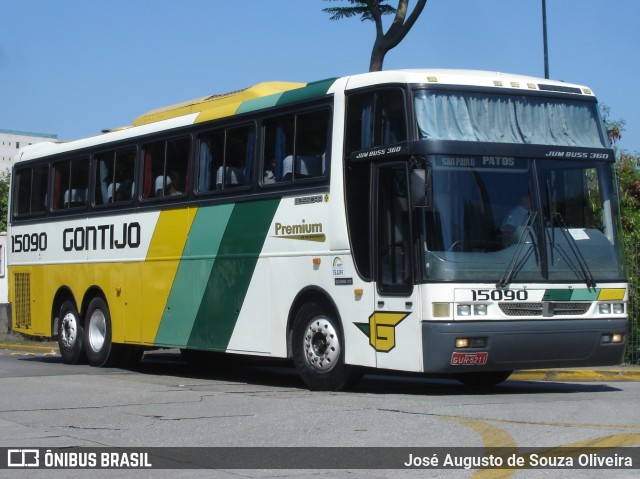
[[457, 305, 472, 316], [474, 304, 488, 316], [599, 302, 625, 315]]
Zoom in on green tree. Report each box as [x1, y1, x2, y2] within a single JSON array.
[[603, 106, 640, 362], [323, 0, 428, 71], [0, 172, 9, 232], [601, 104, 625, 148]]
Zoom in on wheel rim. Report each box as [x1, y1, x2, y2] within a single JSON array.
[[60, 312, 78, 349], [88, 309, 107, 352], [302, 317, 340, 372]]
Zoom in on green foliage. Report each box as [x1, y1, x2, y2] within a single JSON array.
[[0, 172, 9, 232], [323, 0, 397, 22], [617, 153, 640, 242], [601, 104, 625, 147], [603, 105, 640, 362], [616, 152, 640, 362]]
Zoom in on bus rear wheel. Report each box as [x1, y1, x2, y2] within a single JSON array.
[[84, 297, 122, 367], [58, 300, 86, 364], [292, 303, 361, 391]]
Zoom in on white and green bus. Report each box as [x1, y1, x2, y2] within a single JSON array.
[[8, 69, 628, 390]]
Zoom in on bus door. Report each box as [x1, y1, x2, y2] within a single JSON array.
[[372, 163, 421, 372]]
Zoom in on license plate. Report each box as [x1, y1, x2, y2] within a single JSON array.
[[450, 351, 488, 366]]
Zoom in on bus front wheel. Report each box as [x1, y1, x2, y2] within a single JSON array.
[[58, 300, 86, 364], [291, 303, 361, 391]]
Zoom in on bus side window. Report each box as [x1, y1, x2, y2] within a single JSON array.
[[262, 109, 329, 185], [295, 110, 330, 179], [263, 116, 294, 183], [197, 125, 254, 193], [223, 125, 254, 188], [142, 137, 190, 198], [95, 148, 136, 205], [52, 157, 89, 210], [15, 165, 49, 216], [198, 130, 224, 192]]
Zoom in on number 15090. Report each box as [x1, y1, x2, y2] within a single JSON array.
[[471, 289, 528, 301]]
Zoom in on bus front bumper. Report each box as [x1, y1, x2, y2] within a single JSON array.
[[422, 319, 628, 374]]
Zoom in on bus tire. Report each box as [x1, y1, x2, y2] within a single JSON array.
[[58, 300, 86, 364], [455, 370, 512, 388], [84, 297, 120, 367], [292, 303, 361, 391]]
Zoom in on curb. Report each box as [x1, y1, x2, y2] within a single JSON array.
[[510, 369, 640, 382], [0, 342, 58, 354]]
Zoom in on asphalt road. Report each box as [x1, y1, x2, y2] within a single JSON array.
[[1, 347, 640, 478]]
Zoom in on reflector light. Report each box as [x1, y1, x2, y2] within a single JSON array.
[[433, 303, 450, 318]]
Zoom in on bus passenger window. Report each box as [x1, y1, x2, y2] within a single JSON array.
[[197, 124, 254, 193], [95, 148, 136, 205], [262, 109, 329, 185], [52, 158, 89, 210], [15, 165, 49, 216], [263, 116, 294, 183], [224, 125, 254, 188], [198, 130, 224, 192], [295, 110, 330, 179], [142, 137, 190, 198]]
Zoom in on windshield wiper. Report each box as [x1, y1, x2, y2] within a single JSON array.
[[550, 213, 596, 288], [497, 211, 538, 289]]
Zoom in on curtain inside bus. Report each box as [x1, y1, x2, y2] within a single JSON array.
[[414, 90, 607, 148]]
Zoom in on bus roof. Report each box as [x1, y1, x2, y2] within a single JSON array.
[[132, 81, 306, 126], [17, 69, 596, 162], [343, 69, 595, 96]]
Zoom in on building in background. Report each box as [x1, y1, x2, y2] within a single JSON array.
[[0, 129, 58, 175]]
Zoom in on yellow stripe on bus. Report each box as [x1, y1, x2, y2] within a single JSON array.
[[140, 207, 197, 343], [597, 288, 626, 301]]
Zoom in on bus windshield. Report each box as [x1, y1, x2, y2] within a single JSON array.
[[416, 156, 625, 284], [414, 90, 607, 147]]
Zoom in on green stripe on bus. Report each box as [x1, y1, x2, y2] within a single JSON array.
[[542, 289, 599, 301], [569, 289, 599, 301], [154, 204, 235, 347], [235, 93, 286, 115], [275, 78, 337, 106], [235, 78, 336, 115], [187, 198, 280, 351], [542, 289, 573, 301]]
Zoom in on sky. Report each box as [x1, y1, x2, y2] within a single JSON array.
[[1, 0, 639, 154]]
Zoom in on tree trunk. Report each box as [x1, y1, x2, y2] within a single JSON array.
[[368, 0, 428, 72], [369, 44, 385, 72]]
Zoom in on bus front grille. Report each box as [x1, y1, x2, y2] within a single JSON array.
[[499, 302, 591, 317], [14, 273, 31, 329]]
